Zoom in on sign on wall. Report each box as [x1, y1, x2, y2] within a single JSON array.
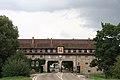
[[57, 47, 64, 54]]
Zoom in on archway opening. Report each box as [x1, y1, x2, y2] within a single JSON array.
[[47, 61, 59, 72], [62, 61, 73, 72]]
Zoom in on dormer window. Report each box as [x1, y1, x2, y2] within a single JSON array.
[[89, 50, 93, 53], [37, 49, 40, 52], [26, 49, 30, 53], [42, 49, 45, 52], [65, 50, 68, 53], [53, 49, 56, 53], [84, 50, 87, 53], [32, 49, 35, 52], [47, 49, 51, 53], [71, 50, 74, 53], [87, 50, 90, 53], [76, 50, 79, 53]]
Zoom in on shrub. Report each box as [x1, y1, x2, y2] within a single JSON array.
[[2, 51, 31, 77], [111, 55, 120, 79]]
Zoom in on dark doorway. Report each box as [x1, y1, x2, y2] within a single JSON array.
[[40, 66, 43, 73], [47, 61, 59, 72], [77, 66, 80, 73], [62, 61, 73, 72]]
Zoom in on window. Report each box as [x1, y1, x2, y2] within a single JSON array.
[[97, 68, 99, 71], [32, 55, 34, 58], [92, 50, 95, 53], [87, 50, 90, 53], [62, 56, 65, 59], [42, 49, 45, 52], [65, 50, 68, 53], [47, 49, 51, 53], [81, 50, 84, 53], [71, 50, 74, 53], [48, 55, 51, 58], [36, 61, 39, 67], [53, 49, 56, 53], [31, 61, 34, 67], [56, 56, 58, 58], [79, 50, 82, 53], [59, 55, 62, 58], [68, 50, 71, 53], [35, 49, 37, 52], [89, 50, 93, 53], [66, 56, 70, 58], [30, 49, 32, 52], [24, 49, 27, 52], [32, 49, 35, 52], [40, 55, 43, 58], [84, 50, 87, 53], [76, 50, 79, 53], [37, 49, 40, 52], [85, 62, 88, 65], [26, 49, 30, 53], [16, 49, 19, 52], [88, 70, 91, 72]]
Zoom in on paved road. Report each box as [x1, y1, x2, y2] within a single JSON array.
[[35, 73, 90, 80], [35, 73, 61, 80]]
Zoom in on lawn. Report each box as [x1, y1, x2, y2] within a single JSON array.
[[88, 74, 119, 80], [0, 76, 31, 80]]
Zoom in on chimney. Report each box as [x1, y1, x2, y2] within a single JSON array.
[[88, 38, 90, 40], [32, 37, 35, 47], [50, 38, 53, 48]]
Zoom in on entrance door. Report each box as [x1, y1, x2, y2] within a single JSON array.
[[40, 66, 43, 73]]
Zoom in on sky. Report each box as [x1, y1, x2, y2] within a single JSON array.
[[0, 0, 120, 39]]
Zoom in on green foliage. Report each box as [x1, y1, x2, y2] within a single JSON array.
[[111, 55, 120, 79], [2, 51, 30, 77], [0, 76, 31, 80], [30, 58, 46, 72], [89, 74, 118, 80], [0, 15, 19, 76], [90, 23, 120, 78]]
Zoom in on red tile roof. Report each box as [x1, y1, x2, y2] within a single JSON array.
[[18, 38, 95, 49]]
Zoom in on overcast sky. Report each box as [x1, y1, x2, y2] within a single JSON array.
[[0, 0, 120, 39]]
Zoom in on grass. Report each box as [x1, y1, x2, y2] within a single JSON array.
[[88, 74, 119, 80], [0, 76, 31, 80]]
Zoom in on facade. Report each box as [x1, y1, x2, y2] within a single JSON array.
[[18, 37, 101, 74]]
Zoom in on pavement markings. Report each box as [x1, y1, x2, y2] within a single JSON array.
[[32, 76, 37, 80], [32, 73, 47, 80], [56, 72, 63, 80]]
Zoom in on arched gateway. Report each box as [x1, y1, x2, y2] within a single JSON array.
[[18, 37, 101, 74]]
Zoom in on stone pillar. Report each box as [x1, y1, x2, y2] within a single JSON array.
[[44, 60, 48, 72], [58, 60, 62, 72], [73, 60, 77, 72]]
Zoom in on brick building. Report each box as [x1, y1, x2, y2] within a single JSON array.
[[18, 37, 101, 74]]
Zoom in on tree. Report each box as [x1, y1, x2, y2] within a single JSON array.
[[0, 15, 19, 76], [111, 55, 120, 79], [90, 23, 120, 78], [2, 51, 31, 77]]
